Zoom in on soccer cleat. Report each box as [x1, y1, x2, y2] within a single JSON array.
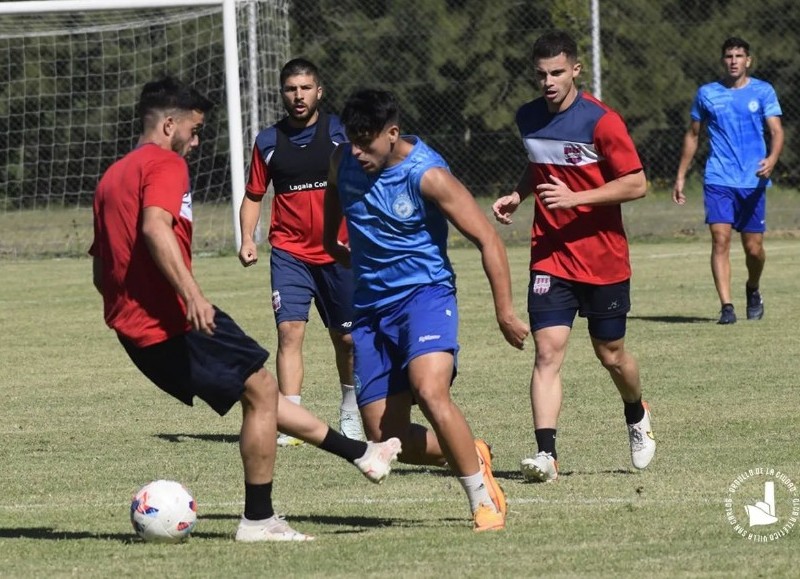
[[746, 287, 764, 320], [627, 401, 656, 470], [354, 437, 402, 484], [718, 303, 737, 325], [339, 408, 365, 441], [474, 439, 507, 518], [473, 503, 505, 532], [235, 515, 314, 542], [520, 451, 559, 483], [277, 432, 304, 447]]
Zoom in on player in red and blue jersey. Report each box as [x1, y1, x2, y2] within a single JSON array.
[[239, 59, 363, 445], [673, 37, 784, 324], [492, 30, 655, 482]]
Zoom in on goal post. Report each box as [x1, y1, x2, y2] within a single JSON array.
[[0, 0, 288, 256]]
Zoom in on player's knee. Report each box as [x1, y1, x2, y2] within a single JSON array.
[[241, 367, 278, 410]]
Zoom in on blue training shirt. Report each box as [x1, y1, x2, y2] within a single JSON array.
[[691, 77, 782, 188], [336, 136, 455, 312]]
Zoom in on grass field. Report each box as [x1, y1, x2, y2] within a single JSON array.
[[1, 236, 799, 577], [2, 184, 800, 259]]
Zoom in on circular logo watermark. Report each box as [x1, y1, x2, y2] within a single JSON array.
[[724, 467, 799, 542]]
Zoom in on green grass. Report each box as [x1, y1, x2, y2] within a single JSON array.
[[2, 184, 800, 259], [1, 240, 799, 577]]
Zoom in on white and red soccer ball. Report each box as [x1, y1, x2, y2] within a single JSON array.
[[130, 479, 197, 543]]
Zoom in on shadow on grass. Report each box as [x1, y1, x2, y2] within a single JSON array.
[[156, 433, 238, 444], [629, 315, 713, 324], [0, 527, 228, 542], [200, 511, 417, 532]]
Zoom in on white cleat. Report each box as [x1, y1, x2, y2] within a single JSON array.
[[235, 515, 314, 542], [520, 451, 559, 483], [628, 402, 656, 470], [339, 408, 365, 441], [354, 437, 402, 484]]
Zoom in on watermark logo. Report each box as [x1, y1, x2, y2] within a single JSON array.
[[724, 467, 799, 542]]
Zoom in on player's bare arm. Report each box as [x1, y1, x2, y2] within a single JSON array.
[[238, 192, 263, 267], [421, 167, 529, 350], [322, 147, 351, 268], [492, 168, 533, 224], [538, 169, 646, 210], [141, 205, 216, 335], [673, 120, 702, 204], [756, 115, 784, 178]]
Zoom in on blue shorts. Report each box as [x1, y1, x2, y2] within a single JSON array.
[[270, 247, 354, 333], [704, 184, 766, 233], [119, 307, 269, 416], [528, 272, 629, 341], [352, 284, 459, 407]]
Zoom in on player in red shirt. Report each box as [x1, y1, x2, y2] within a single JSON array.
[[239, 59, 362, 446], [492, 31, 656, 481], [91, 77, 400, 542]]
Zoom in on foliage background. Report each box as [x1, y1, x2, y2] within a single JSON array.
[[1, 0, 797, 258]]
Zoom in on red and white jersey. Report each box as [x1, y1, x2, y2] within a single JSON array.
[[516, 91, 642, 284], [90, 143, 193, 347]]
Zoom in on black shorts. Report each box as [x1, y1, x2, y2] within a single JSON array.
[[119, 307, 269, 416], [528, 272, 630, 341]]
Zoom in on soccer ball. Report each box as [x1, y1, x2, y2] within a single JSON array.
[[130, 479, 197, 543]]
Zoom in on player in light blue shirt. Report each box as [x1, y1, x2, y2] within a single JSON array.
[[323, 89, 529, 532], [673, 37, 784, 325]]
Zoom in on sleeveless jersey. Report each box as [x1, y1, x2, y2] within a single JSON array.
[[246, 111, 347, 264], [336, 136, 455, 312]]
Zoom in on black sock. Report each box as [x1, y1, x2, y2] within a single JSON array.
[[746, 284, 759, 294], [624, 398, 645, 424], [244, 482, 274, 521], [535, 428, 557, 459], [319, 428, 368, 463]]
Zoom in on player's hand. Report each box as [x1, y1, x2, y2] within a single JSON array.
[[238, 240, 258, 267], [492, 193, 521, 224], [186, 294, 216, 335], [672, 178, 686, 205], [537, 175, 576, 210], [498, 314, 530, 350], [756, 157, 776, 179], [328, 242, 352, 269]]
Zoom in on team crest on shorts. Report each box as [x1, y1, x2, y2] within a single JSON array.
[[272, 290, 281, 312], [533, 274, 551, 295]]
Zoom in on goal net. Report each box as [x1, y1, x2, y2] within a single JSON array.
[[0, 0, 289, 258]]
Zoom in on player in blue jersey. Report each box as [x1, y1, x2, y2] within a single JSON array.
[[322, 89, 529, 532], [673, 37, 784, 324]]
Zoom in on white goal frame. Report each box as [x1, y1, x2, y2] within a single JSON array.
[[1, 0, 258, 250]]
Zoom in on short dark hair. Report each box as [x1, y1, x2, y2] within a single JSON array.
[[533, 30, 578, 61], [721, 37, 750, 56], [137, 77, 213, 126], [280, 58, 321, 86], [340, 89, 399, 139]]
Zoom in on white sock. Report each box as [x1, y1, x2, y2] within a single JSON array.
[[285, 395, 301, 406], [458, 471, 493, 513], [340, 384, 358, 412]]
